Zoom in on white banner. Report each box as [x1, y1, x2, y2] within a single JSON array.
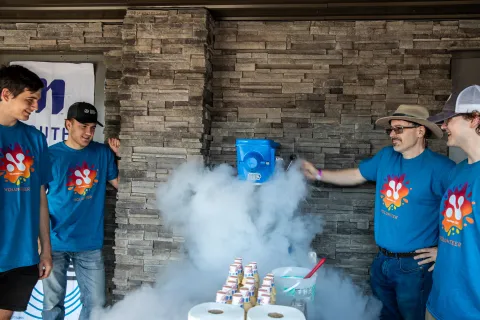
[[10, 61, 96, 146], [9, 61, 97, 320], [12, 268, 82, 320]]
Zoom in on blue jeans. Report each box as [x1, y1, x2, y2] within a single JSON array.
[[42, 250, 105, 320], [370, 251, 433, 320]]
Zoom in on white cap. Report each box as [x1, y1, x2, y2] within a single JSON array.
[[456, 85, 480, 112], [429, 85, 480, 123]]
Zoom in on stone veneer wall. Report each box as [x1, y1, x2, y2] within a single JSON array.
[[113, 9, 214, 300], [209, 20, 480, 284], [1, 17, 480, 300]]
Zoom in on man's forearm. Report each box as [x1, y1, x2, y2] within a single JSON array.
[[109, 178, 119, 190], [39, 185, 51, 256], [319, 168, 367, 186]]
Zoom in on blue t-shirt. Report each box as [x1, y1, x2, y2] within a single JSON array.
[[47, 141, 118, 252], [427, 160, 480, 320], [0, 122, 52, 272], [359, 147, 455, 252]]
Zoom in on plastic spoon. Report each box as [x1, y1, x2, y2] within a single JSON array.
[[282, 258, 327, 294], [304, 257, 327, 279]]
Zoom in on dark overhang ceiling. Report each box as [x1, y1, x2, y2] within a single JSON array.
[[1, 0, 480, 22]]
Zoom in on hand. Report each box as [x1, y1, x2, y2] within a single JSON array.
[[301, 160, 320, 181], [39, 253, 53, 279], [108, 137, 120, 156], [414, 247, 437, 272]]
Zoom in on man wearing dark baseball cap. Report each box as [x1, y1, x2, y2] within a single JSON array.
[[66, 101, 104, 127], [42, 102, 120, 320], [425, 85, 480, 320]]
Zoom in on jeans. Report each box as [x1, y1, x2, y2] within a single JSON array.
[[370, 251, 433, 320], [42, 250, 105, 320]]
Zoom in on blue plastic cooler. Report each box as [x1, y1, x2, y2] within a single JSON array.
[[236, 139, 280, 184]]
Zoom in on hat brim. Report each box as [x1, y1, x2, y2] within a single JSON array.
[[375, 116, 443, 139], [76, 118, 104, 127], [427, 111, 457, 124]]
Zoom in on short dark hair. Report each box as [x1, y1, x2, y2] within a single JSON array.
[[0, 65, 44, 101], [424, 127, 432, 139], [404, 120, 432, 139], [462, 111, 480, 136]]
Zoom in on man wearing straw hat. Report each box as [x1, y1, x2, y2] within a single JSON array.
[[425, 85, 480, 320], [302, 105, 455, 320]]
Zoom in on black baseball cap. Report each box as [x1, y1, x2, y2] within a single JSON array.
[[67, 102, 104, 127]]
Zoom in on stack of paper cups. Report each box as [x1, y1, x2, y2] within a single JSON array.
[[247, 305, 306, 320], [188, 302, 244, 320]]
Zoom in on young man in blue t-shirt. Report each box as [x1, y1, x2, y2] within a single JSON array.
[[0, 65, 53, 320], [302, 105, 455, 320], [425, 85, 480, 320], [41, 102, 119, 320]]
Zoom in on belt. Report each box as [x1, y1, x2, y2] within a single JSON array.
[[379, 247, 418, 258]]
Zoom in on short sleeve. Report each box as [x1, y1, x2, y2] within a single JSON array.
[[39, 135, 53, 186], [433, 158, 457, 197], [106, 146, 118, 181], [358, 147, 389, 182]]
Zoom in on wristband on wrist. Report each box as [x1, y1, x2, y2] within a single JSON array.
[[316, 168, 323, 181]]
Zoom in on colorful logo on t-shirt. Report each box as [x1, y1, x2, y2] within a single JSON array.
[[0, 143, 34, 185], [380, 174, 410, 210], [441, 183, 475, 237], [66, 162, 98, 196]]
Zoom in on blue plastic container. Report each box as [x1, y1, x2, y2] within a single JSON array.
[[236, 139, 280, 184]]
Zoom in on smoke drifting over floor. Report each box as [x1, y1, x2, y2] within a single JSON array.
[[94, 161, 381, 320]]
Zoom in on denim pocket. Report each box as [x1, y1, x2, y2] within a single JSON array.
[[399, 257, 424, 273], [75, 250, 104, 270]]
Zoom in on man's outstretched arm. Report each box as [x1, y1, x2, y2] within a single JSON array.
[[302, 161, 367, 186]]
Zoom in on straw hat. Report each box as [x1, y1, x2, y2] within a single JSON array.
[[375, 105, 443, 139]]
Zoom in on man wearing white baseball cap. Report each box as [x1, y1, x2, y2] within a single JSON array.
[[426, 85, 480, 320], [302, 105, 455, 320]]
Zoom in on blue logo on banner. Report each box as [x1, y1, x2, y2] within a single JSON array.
[[32, 79, 69, 143], [38, 79, 65, 114]]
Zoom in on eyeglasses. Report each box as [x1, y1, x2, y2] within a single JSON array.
[[385, 125, 419, 135]]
